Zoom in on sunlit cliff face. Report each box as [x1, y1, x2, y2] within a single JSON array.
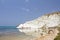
[[17, 12, 60, 37]]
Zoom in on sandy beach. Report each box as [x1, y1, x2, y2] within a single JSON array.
[[0, 32, 34, 40]]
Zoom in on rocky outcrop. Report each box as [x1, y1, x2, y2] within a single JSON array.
[[17, 12, 60, 40], [35, 28, 59, 40]]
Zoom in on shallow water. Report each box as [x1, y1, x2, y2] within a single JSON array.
[[0, 26, 34, 40]]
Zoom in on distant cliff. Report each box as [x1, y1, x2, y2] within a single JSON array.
[[17, 11, 60, 40]]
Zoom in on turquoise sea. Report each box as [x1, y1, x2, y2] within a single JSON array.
[[0, 26, 25, 35], [0, 26, 18, 33], [0, 26, 33, 40]]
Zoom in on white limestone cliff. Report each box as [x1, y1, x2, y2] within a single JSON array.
[[17, 12, 60, 38]]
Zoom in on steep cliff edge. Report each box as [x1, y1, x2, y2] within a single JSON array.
[[17, 12, 60, 40]]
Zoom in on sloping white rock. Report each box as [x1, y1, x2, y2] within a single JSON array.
[[17, 12, 60, 37]]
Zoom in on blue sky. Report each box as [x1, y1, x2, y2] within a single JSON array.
[[0, 0, 60, 26]]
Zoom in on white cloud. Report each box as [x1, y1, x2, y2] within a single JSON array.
[[26, 9, 30, 12], [25, 0, 29, 2], [21, 8, 30, 12]]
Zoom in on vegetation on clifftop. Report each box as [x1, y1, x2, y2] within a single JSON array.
[[54, 27, 60, 40]]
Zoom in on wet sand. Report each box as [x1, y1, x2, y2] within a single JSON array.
[[0, 35, 22, 40], [0, 32, 34, 40]]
